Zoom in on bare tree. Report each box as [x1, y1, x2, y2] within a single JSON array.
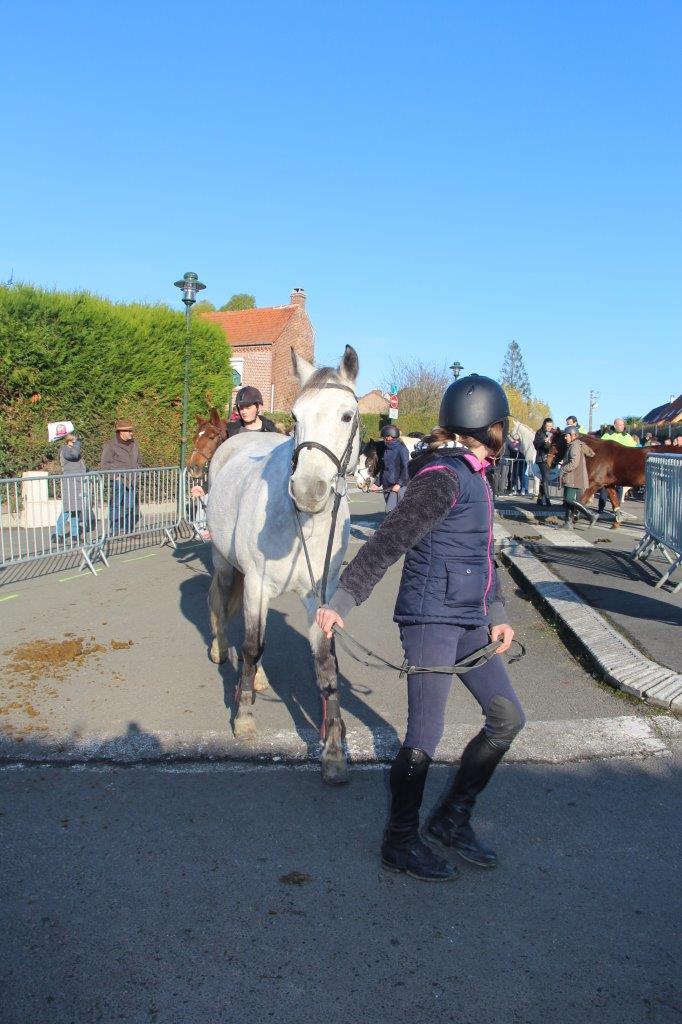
[[381, 360, 450, 418]]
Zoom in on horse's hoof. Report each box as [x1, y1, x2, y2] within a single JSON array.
[[209, 640, 228, 664], [253, 666, 270, 693], [610, 521, 621, 530], [321, 757, 350, 786], [234, 711, 258, 740]]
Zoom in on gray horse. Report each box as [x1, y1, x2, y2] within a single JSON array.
[[206, 345, 360, 784]]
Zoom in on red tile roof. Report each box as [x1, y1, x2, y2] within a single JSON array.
[[202, 305, 296, 346]]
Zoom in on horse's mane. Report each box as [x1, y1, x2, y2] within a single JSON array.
[[299, 367, 353, 396]]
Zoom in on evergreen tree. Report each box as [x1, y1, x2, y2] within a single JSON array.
[[500, 340, 531, 401]]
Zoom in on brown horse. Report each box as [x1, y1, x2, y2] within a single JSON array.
[[547, 431, 666, 525], [187, 408, 227, 480]]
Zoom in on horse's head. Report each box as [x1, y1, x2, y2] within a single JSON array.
[[188, 408, 227, 479], [354, 439, 384, 491], [546, 428, 566, 468], [289, 345, 360, 514], [507, 418, 521, 443]]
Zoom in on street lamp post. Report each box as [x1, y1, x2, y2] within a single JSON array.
[[449, 361, 464, 380], [588, 389, 599, 433], [174, 271, 206, 469]]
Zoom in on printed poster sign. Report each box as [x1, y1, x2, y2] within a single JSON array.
[[48, 421, 75, 442]]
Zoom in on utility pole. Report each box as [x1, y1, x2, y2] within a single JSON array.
[[588, 390, 599, 433]]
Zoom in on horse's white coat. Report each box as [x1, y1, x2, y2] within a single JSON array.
[[205, 348, 361, 776]]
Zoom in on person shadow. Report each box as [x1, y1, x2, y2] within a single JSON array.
[[174, 542, 399, 759]]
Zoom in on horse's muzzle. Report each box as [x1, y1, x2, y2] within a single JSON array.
[[288, 475, 331, 514]]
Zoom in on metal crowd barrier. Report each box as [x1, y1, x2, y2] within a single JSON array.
[[0, 467, 185, 577], [632, 453, 682, 593], [99, 467, 183, 549]]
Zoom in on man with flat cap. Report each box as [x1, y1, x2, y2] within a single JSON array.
[[100, 418, 143, 535], [226, 386, 277, 438]]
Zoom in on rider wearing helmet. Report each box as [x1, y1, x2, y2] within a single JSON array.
[[226, 386, 277, 438], [317, 375, 525, 882], [374, 423, 409, 512]]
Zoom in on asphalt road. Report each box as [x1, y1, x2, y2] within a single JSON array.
[[2, 491, 680, 1023], [0, 492, 662, 764], [2, 754, 680, 1024]]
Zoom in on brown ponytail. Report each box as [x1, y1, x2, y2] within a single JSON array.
[[425, 426, 459, 451], [423, 420, 507, 456]]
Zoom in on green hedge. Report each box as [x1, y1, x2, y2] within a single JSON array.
[[359, 411, 436, 441], [0, 284, 231, 476]]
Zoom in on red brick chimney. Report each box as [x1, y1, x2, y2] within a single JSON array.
[[290, 287, 306, 308]]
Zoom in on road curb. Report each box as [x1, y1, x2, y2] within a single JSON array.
[[494, 521, 682, 714], [0, 714, 674, 766]]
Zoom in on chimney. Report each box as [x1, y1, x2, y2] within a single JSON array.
[[290, 287, 306, 308]]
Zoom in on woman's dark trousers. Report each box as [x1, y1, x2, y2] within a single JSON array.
[[563, 486, 596, 525], [386, 623, 526, 868], [538, 461, 552, 505]]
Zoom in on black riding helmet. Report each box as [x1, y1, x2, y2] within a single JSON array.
[[380, 424, 400, 439], [439, 374, 509, 433]]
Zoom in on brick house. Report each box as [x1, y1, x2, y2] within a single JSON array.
[[201, 289, 315, 412], [358, 389, 390, 414]]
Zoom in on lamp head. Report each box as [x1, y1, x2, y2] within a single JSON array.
[[174, 271, 206, 307]]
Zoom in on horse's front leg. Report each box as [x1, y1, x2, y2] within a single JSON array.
[[234, 575, 270, 741], [306, 600, 349, 786], [606, 485, 622, 527]]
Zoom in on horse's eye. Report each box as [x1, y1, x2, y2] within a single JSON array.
[[341, 412, 353, 423]]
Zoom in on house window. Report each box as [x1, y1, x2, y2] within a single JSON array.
[[230, 358, 244, 388]]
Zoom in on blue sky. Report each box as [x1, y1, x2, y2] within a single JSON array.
[[3, 0, 680, 425]]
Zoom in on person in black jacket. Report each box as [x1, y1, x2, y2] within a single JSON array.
[[226, 386, 278, 438], [533, 417, 555, 507], [371, 424, 409, 512], [317, 375, 525, 883]]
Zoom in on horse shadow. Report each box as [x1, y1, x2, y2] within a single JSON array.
[[174, 543, 399, 758]]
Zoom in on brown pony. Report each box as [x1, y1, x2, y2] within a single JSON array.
[[547, 431, 666, 524], [188, 407, 228, 480]]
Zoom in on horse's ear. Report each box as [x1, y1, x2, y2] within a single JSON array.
[[209, 407, 221, 426], [338, 345, 359, 386], [195, 414, 205, 424], [291, 347, 316, 388]]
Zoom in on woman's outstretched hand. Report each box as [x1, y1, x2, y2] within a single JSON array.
[[490, 624, 514, 655], [316, 607, 344, 639]]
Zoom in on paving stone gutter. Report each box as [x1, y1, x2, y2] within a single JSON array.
[[494, 520, 682, 714]]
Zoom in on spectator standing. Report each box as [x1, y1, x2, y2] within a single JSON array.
[[533, 417, 555, 507], [560, 426, 597, 528], [100, 418, 142, 535], [371, 425, 409, 512], [52, 433, 87, 544], [609, 418, 638, 447], [565, 415, 587, 434]]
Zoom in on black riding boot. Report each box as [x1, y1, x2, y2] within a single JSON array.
[[381, 747, 458, 882], [566, 500, 597, 527], [425, 729, 508, 868]]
